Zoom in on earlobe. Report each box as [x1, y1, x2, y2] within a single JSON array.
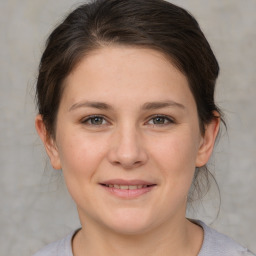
[[196, 113, 220, 167], [35, 115, 62, 170]]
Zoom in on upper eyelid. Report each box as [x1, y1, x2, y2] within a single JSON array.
[[81, 115, 110, 124], [146, 114, 175, 122], [80, 114, 175, 125]]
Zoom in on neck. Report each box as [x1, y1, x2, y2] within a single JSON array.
[[72, 216, 203, 256]]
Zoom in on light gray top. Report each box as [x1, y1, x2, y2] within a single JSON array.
[[33, 221, 255, 256]]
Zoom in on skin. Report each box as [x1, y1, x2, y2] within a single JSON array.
[[36, 47, 220, 256]]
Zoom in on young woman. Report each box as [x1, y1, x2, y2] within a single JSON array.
[[33, 0, 255, 255]]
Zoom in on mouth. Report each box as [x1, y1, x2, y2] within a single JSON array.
[[101, 184, 155, 190], [99, 180, 156, 199]]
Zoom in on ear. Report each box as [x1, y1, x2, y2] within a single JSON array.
[[35, 114, 62, 170], [196, 112, 220, 167]]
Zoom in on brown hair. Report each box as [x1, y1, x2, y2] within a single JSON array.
[[36, 0, 224, 202]]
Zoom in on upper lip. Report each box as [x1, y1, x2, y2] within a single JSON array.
[[100, 179, 156, 186]]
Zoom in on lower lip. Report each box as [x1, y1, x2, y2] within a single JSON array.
[[101, 185, 156, 199]]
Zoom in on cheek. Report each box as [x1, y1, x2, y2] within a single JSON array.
[[56, 133, 109, 213], [148, 130, 199, 185], [56, 132, 106, 185], [153, 131, 199, 166]]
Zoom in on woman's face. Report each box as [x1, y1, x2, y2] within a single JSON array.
[[37, 47, 218, 235]]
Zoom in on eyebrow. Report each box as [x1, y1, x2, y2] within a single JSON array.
[[69, 100, 185, 112], [141, 100, 185, 110], [69, 101, 113, 112]]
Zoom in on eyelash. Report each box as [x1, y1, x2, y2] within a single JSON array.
[[80, 115, 175, 127], [146, 115, 175, 126], [81, 115, 109, 126]]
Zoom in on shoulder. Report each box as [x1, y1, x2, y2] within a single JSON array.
[[195, 220, 255, 256], [32, 231, 75, 256]]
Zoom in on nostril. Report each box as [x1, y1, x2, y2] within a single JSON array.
[[134, 160, 143, 166], [111, 160, 143, 169]]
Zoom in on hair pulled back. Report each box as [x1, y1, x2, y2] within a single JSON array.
[[36, 0, 223, 202]]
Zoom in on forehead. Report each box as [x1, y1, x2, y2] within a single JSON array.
[[62, 46, 195, 110]]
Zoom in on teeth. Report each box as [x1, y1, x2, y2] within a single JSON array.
[[120, 185, 129, 189], [129, 185, 138, 190], [105, 184, 150, 189]]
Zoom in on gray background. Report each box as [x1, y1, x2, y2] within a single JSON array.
[[0, 0, 255, 255]]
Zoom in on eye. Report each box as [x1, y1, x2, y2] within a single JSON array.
[[147, 115, 174, 126], [81, 115, 108, 126]]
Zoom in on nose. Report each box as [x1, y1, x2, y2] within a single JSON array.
[[107, 125, 148, 169]]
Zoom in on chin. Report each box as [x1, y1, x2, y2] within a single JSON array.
[[99, 208, 157, 236]]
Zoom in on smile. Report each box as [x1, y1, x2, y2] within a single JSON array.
[[102, 184, 153, 190], [100, 180, 156, 199]]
